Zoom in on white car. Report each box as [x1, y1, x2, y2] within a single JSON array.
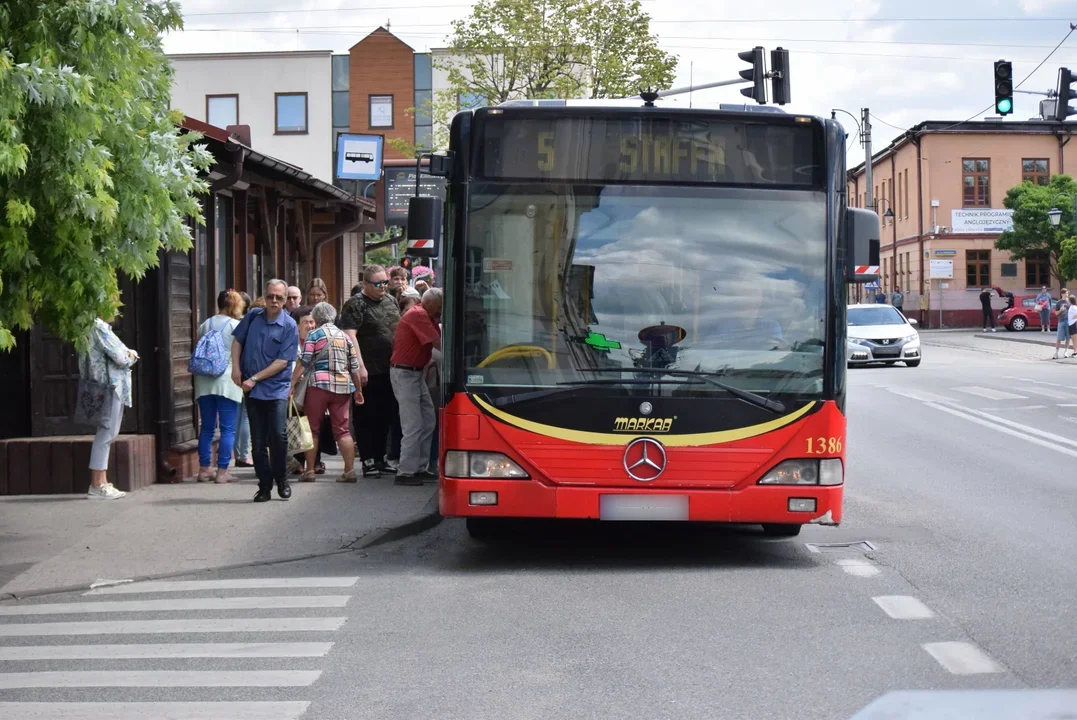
[[846, 304, 921, 367]]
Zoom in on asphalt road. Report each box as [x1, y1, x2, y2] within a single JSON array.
[[1, 337, 1075, 719]]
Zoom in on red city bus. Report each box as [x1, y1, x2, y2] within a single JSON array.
[[407, 100, 879, 540]]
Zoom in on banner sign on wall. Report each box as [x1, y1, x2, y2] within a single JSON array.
[[950, 208, 1014, 234]]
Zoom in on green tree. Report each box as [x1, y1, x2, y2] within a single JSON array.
[[996, 174, 1077, 285], [0, 0, 211, 350], [442, 0, 677, 105], [386, 90, 460, 156]]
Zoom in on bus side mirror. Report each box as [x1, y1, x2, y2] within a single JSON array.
[[846, 208, 880, 284], [406, 195, 442, 258]]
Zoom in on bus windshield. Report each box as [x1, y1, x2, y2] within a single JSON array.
[[461, 183, 828, 399]]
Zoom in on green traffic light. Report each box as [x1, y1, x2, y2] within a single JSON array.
[[997, 98, 1012, 114]]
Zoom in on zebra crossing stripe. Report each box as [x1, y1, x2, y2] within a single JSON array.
[[85, 577, 359, 595], [0, 702, 310, 719], [0, 596, 350, 616], [0, 617, 346, 636], [0, 670, 322, 689], [0, 642, 334, 660]]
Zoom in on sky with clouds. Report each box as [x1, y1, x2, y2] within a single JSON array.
[[165, 0, 1077, 157]]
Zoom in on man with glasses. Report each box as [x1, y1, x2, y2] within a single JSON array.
[[339, 264, 399, 477], [231, 279, 300, 502], [285, 286, 303, 313]]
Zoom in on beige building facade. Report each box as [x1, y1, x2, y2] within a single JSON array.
[[848, 120, 1077, 327]]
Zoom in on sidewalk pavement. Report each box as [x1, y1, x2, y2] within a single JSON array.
[[0, 454, 440, 600]]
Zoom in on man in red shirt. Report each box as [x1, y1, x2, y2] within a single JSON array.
[[389, 288, 442, 485]]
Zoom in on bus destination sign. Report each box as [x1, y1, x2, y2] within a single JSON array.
[[477, 113, 819, 185]]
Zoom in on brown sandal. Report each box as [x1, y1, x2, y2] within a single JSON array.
[[299, 470, 317, 483], [336, 470, 358, 483]]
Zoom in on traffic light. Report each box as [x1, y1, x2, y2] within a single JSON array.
[[994, 60, 1013, 115], [399, 256, 415, 272], [770, 47, 790, 105], [1054, 67, 1076, 121], [738, 47, 767, 104]]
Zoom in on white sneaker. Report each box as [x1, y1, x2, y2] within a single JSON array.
[[87, 483, 127, 500]]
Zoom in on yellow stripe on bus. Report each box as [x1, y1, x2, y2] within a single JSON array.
[[471, 396, 818, 447]]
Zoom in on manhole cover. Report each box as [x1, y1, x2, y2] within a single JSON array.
[[805, 541, 876, 553]]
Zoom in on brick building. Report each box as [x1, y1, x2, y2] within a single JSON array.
[[848, 120, 1077, 327]]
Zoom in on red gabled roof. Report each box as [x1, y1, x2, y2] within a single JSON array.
[[349, 26, 414, 52], [180, 116, 231, 144]]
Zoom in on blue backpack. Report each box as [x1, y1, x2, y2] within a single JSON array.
[[189, 316, 231, 377]]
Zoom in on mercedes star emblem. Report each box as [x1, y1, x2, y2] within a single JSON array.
[[639, 401, 653, 416], [623, 437, 667, 482]]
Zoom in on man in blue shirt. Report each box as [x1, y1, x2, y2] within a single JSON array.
[[231, 279, 300, 502]]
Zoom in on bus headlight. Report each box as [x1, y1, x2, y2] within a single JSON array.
[[444, 451, 529, 479], [758, 459, 843, 486]]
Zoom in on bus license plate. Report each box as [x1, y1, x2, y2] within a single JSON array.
[[599, 495, 689, 521]]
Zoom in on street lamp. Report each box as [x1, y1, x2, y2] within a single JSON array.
[[1048, 207, 1062, 227]]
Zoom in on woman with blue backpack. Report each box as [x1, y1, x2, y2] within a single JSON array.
[[192, 290, 245, 483]]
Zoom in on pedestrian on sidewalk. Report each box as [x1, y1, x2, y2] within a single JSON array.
[[1036, 286, 1052, 333], [292, 302, 364, 483], [307, 278, 328, 306], [193, 290, 245, 484], [387, 287, 422, 467], [1053, 290, 1071, 359], [288, 305, 324, 478], [338, 264, 400, 478], [231, 279, 299, 503], [233, 291, 254, 468], [285, 286, 303, 313], [390, 288, 442, 486], [891, 287, 904, 316], [80, 310, 138, 499], [980, 287, 997, 332]]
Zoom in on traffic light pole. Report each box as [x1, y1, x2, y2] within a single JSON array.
[[657, 77, 747, 98]]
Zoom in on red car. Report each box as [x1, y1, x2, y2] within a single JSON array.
[[998, 293, 1058, 331]]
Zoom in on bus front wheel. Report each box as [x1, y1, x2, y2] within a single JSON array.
[[761, 523, 802, 538], [466, 517, 504, 541]]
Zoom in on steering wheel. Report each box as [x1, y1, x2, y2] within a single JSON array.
[[477, 345, 555, 370]]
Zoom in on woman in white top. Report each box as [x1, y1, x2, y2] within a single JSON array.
[[194, 290, 245, 483]]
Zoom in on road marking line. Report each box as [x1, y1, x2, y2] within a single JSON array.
[[0, 596, 350, 616], [0, 703, 311, 720], [922, 641, 1005, 674], [940, 402, 1077, 448], [835, 558, 880, 578], [84, 577, 359, 595], [980, 405, 1046, 411], [0, 617, 346, 637], [1018, 387, 1074, 400], [0, 670, 322, 689], [0, 642, 334, 661], [872, 595, 935, 619], [927, 403, 1077, 459], [884, 388, 957, 403], [953, 386, 1027, 400], [1003, 376, 1071, 389], [1058, 404, 1077, 408]]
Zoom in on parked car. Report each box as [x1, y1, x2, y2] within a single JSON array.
[[998, 294, 1058, 331], [847, 304, 921, 367]]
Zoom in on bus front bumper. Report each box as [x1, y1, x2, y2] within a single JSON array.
[[440, 479, 842, 525]]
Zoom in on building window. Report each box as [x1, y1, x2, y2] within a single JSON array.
[[275, 93, 308, 134], [332, 55, 350, 91], [457, 92, 488, 111], [332, 91, 350, 128], [962, 158, 990, 207], [903, 169, 910, 218], [881, 180, 887, 224], [414, 54, 432, 91], [1022, 158, 1049, 186], [896, 173, 902, 219], [1026, 252, 1051, 287], [415, 125, 433, 152], [369, 95, 393, 128], [966, 249, 991, 287], [206, 94, 238, 128]]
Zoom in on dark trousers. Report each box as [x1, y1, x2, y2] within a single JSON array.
[[982, 307, 996, 328], [247, 397, 288, 493], [356, 373, 397, 463]]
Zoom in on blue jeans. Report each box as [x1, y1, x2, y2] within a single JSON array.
[[234, 400, 250, 461], [246, 397, 289, 493], [197, 395, 241, 469]]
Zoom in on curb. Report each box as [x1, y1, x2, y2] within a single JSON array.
[[347, 490, 442, 550], [972, 332, 1057, 348], [0, 490, 442, 604]]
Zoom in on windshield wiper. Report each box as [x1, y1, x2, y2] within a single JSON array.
[[581, 368, 785, 414]]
